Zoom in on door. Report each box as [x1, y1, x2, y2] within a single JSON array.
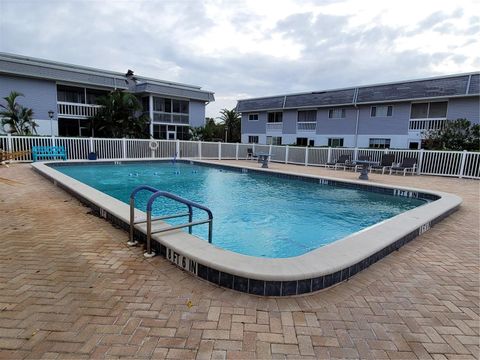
[[167, 130, 176, 140]]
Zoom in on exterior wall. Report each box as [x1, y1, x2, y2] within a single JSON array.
[[446, 97, 480, 123], [356, 135, 409, 149], [241, 133, 267, 144], [315, 135, 356, 148], [282, 110, 297, 134], [316, 107, 357, 135], [0, 74, 57, 135], [241, 112, 266, 133], [189, 100, 206, 127], [357, 102, 410, 135]]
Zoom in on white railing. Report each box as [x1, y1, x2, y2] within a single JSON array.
[[57, 102, 102, 118], [297, 122, 316, 131], [0, 134, 478, 179], [266, 122, 283, 132], [409, 118, 449, 131]]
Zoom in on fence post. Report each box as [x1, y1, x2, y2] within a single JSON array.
[[285, 145, 289, 164], [198, 141, 202, 159], [304, 147, 309, 166], [176, 139, 180, 158], [327, 147, 332, 163], [353, 147, 358, 161], [51, 135, 56, 147], [122, 138, 127, 159], [218, 142, 221, 160], [269, 144, 273, 156], [417, 148, 424, 175], [459, 150, 467, 178], [236, 143, 239, 160], [89, 137, 94, 153], [7, 133, 12, 152]]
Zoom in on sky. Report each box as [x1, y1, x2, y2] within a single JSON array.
[[0, 0, 479, 118]]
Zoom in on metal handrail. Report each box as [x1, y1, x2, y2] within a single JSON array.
[[128, 185, 213, 257], [128, 185, 159, 247]]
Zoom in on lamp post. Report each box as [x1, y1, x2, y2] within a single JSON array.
[[48, 110, 55, 136]]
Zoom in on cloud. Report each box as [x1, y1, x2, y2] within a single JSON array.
[[0, 0, 478, 117]]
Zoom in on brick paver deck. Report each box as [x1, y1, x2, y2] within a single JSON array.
[[0, 162, 478, 359]]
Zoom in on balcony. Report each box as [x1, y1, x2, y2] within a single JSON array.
[[409, 118, 449, 131], [266, 122, 283, 132], [57, 102, 102, 119], [297, 122, 316, 132]]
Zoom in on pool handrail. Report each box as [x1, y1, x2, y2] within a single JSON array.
[[129, 185, 213, 257]]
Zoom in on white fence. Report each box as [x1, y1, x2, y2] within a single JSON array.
[[1, 135, 479, 179]]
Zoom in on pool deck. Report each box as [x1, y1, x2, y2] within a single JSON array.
[[0, 161, 479, 359]]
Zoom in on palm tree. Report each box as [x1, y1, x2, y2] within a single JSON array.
[[0, 91, 38, 135], [218, 108, 241, 142], [90, 90, 149, 138]]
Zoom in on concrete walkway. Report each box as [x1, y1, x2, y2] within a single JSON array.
[[0, 162, 478, 359]]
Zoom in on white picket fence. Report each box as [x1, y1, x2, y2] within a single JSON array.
[[1, 135, 479, 179]]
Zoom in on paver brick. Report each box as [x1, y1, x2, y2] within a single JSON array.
[[0, 163, 478, 360]]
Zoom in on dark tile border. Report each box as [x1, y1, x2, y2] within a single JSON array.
[[35, 161, 457, 297]]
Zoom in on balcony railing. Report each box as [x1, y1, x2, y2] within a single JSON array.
[[409, 118, 449, 131], [57, 102, 102, 118], [266, 122, 283, 132], [297, 122, 316, 131]]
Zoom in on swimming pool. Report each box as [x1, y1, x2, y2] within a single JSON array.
[[33, 159, 461, 296], [52, 161, 426, 258]]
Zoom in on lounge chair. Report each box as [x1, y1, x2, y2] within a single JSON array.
[[246, 148, 258, 160], [326, 154, 351, 170], [389, 157, 417, 176], [370, 154, 396, 175]]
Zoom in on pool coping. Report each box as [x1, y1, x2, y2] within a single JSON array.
[[31, 158, 462, 296]]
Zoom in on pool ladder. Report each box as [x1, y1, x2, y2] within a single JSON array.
[[128, 185, 213, 257]]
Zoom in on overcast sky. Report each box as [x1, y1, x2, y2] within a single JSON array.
[[0, 0, 479, 118]]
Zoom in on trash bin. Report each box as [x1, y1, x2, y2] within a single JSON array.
[[88, 152, 97, 160]]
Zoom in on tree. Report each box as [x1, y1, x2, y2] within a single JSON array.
[[0, 91, 38, 135], [423, 119, 480, 151], [190, 117, 225, 141], [218, 108, 241, 142], [90, 90, 149, 138]]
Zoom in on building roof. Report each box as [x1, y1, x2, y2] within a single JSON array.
[[236, 73, 479, 112], [0, 52, 214, 102]]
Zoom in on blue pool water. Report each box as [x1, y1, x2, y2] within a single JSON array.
[[53, 162, 427, 258]]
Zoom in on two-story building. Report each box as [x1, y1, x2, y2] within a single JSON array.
[[237, 73, 479, 149], [0, 52, 214, 139]]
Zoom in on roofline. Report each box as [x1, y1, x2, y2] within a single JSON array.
[[0, 52, 208, 91], [237, 94, 480, 113], [237, 72, 480, 102]]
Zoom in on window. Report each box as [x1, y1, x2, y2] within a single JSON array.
[[411, 101, 448, 119], [297, 110, 316, 122], [328, 138, 344, 147], [267, 112, 283, 123], [429, 102, 448, 118], [86, 89, 108, 104], [152, 97, 189, 124], [328, 108, 346, 119], [409, 142, 419, 149], [57, 85, 85, 103], [248, 136, 259, 144], [296, 137, 308, 146], [266, 136, 282, 145], [369, 138, 391, 149], [248, 113, 259, 121], [141, 97, 150, 112], [371, 105, 393, 117], [58, 118, 92, 137]]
